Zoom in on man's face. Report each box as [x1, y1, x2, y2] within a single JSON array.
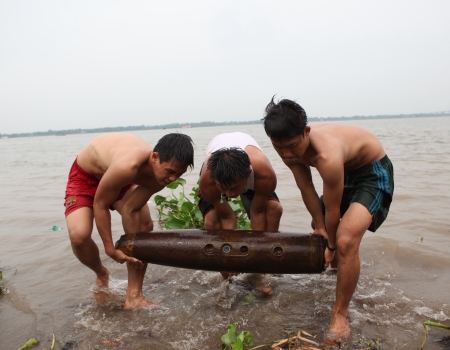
[[270, 134, 307, 165], [153, 155, 188, 186], [214, 176, 248, 199]]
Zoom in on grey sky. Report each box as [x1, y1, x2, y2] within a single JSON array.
[[1, 1, 449, 134]]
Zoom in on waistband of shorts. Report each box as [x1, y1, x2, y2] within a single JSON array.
[[73, 157, 100, 183], [345, 154, 391, 175]]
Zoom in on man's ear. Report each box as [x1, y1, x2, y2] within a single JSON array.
[[151, 151, 159, 163], [304, 126, 311, 136]]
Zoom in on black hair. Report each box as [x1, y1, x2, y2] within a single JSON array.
[[262, 96, 308, 141], [153, 133, 194, 169], [207, 147, 251, 189]]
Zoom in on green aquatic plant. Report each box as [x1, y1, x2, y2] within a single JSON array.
[[421, 321, 450, 349], [154, 178, 251, 230], [154, 178, 203, 229], [352, 338, 381, 348], [18, 337, 39, 349], [221, 323, 254, 350], [243, 294, 256, 306]]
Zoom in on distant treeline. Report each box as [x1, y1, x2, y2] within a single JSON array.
[[2, 112, 449, 139]]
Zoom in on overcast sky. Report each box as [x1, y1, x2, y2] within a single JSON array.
[[1, 1, 449, 134]]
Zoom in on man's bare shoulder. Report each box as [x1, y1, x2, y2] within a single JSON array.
[[245, 146, 273, 169], [310, 124, 385, 170], [91, 133, 151, 149], [78, 133, 153, 176], [310, 123, 376, 138]]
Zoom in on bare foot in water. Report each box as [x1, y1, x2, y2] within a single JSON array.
[[328, 313, 351, 341], [124, 295, 153, 310], [221, 272, 239, 281], [256, 283, 273, 296], [94, 268, 110, 304], [233, 274, 273, 296]]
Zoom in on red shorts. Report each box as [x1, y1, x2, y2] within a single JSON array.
[[64, 158, 135, 216]]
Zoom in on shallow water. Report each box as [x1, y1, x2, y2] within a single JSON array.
[[0, 117, 449, 349]]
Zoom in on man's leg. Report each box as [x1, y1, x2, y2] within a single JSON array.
[[115, 195, 154, 309], [204, 208, 221, 230], [124, 261, 151, 309], [66, 208, 110, 297], [329, 202, 372, 340], [265, 199, 282, 232]]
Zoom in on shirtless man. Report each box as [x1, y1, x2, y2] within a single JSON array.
[[263, 98, 394, 339], [198, 132, 283, 284], [64, 133, 194, 309]]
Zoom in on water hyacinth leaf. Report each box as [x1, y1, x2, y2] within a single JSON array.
[[166, 200, 179, 211], [238, 331, 253, 347], [180, 201, 194, 213], [243, 294, 256, 305], [221, 323, 238, 345], [229, 201, 241, 212], [153, 195, 167, 206], [166, 216, 188, 229], [177, 192, 186, 206], [232, 338, 243, 350], [194, 210, 203, 220], [165, 182, 180, 190], [166, 178, 186, 189], [18, 338, 39, 350]]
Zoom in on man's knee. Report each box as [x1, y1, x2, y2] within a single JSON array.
[[142, 219, 154, 232], [69, 228, 93, 250], [336, 234, 360, 256], [204, 211, 220, 229], [267, 201, 283, 220]]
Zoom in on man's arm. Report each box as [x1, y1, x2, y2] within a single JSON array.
[[289, 162, 338, 268], [120, 185, 155, 233], [199, 176, 237, 230], [288, 163, 326, 235], [93, 162, 143, 266], [318, 161, 344, 250]]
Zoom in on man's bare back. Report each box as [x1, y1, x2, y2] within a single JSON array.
[[77, 134, 154, 182], [280, 123, 386, 171]]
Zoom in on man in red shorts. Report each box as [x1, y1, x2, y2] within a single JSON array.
[[64, 133, 194, 309]]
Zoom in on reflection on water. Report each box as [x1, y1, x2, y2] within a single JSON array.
[[0, 117, 449, 349]]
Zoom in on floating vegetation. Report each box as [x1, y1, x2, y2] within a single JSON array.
[[269, 330, 327, 350], [154, 178, 250, 230], [221, 323, 254, 350], [243, 294, 256, 306], [421, 321, 450, 350], [220, 323, 344, 350], [17, 338, 38, 350]]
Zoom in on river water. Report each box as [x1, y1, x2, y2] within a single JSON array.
[[0, 117, 449, 349]]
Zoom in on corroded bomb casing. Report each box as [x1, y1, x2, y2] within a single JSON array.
[[115, 229, 326, 274]]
